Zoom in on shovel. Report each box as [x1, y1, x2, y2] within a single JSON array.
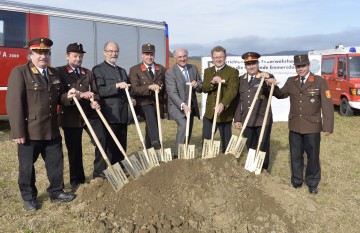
[[253, 82, 277, 175], [202, 80, 225, 159], [72, 96, 126, 192], [178, 83, 195, 159], [226, 73, 265, 159], [154, 90, 172, 162], [124, 86, 157, 172], [90, 98, 143, 179]]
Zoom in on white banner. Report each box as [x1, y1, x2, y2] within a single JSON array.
[[200, 55, 321, 122]]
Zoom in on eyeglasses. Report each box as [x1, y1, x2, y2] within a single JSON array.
[[105, 50, 119, 54]]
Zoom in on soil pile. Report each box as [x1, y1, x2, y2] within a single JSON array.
[[71, 154, 319, 233]]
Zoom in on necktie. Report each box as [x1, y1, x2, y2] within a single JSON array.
[[249, 76, 254, 84], [183, 67, 190, 82], [301, 77, 305, 87], [74, 68, 80, 77], [148, 66, 154, 79], [42, 69, 48, 83]]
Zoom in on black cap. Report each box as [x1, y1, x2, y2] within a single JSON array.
[[28, 37, 53, 50], [67, 43, 86, 53], [294, 54, 309, 66], [142, 43, 155, 53], [242, 52, 261, 64]]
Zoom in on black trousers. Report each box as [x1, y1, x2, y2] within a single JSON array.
[[18, 136, 64, 201], [202, 117, 232, 153], [106, 123, 127, 165], [289, 131, 321, 188], [243, 124, 272, 169], [141, 104, 160, 149]]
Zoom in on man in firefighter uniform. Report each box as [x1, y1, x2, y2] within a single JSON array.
[[273, 54, 334, 194], [202, 46, 239, 153], [234, 52, 279, 170], [58, 43, 105, 190], [6, 38, 76, 211], [129, 43, 167, 149]]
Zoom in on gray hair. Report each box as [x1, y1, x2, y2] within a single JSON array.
[[173, 48, 189, 58], [103, 41, 119, 50]]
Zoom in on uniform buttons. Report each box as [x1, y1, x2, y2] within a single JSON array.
[[299, 101, 302, 103], [248, 107, 250, 109], [299, 108, 302, 110], [248, 95, 250, 98], [49, 114, 52, 116], [49, 97, 51, 100], [299, 114, 302, 117], [300, 93, 302, 96], [80, 84, 82, 87], [248, 101, 250, 103]]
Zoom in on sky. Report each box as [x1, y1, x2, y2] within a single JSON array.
[[12, 0, 360, 56]]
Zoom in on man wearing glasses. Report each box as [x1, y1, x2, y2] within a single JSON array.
[[92, 41, 133, 172], [202, 46, 239, 153]]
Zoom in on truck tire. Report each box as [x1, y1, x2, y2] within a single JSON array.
[[340, 98, 354, 116]]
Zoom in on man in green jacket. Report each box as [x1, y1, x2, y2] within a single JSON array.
[[202, 46, 239, 153]]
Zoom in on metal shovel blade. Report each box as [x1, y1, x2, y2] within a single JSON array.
[[147, 148, 160, 166], [178, 144, 185, 159], [112, 163, 129, 184], [254, 151, 266, 175], [202, 139, 212, 158], [188, 145, 195, 159], [129, 154, 147, 175], [245, 148, 256, 171], [212, 140, 221, 157], [121, 158, 141, 180], [138, 150, 153, 171], [155, 149, 163, 162], [164, 148, 172, 161], [234, 137, 247, 158], [103, 166, 124, 192], [225, 135, 238, 154]]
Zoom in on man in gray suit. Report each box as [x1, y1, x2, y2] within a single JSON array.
[[165, 48, 202, 157]]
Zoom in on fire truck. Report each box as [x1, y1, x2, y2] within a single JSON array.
[[0, 0, 169, 115], [309, 45, 360, 116]]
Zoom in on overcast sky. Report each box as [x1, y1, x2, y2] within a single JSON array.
[[14, 0, 360, 56]]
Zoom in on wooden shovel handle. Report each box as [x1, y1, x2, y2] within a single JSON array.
[[185, 83, 193, 148], [211, 80, 225, 142], [73, 97, 112, 169], [154, 90, 163, 149], [90, 98, 129, 161]]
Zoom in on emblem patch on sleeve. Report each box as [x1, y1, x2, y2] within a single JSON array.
[[325, 90, 331, 98]]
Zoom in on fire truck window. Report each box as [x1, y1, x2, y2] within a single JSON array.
[[321, 58, 334, 74], [337, 58, 346, 77], [349, 57, 360, 78], [0, 10, 26, 48]]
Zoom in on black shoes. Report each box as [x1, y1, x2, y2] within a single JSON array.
[[50, 192, 76, 203], [309, 186, 318, 195], [23, 199, 38, 211], [292, 183, 303, 189], [152, 141, 161, 150]]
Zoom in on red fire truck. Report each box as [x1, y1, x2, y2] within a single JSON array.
[[0, 0, 169, 115], [309, 45, 360, 116]]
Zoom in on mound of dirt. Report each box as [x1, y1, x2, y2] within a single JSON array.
[[71, 154, 318, 233]]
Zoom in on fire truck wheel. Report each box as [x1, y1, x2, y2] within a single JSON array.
[[340, 98, 354, 116]]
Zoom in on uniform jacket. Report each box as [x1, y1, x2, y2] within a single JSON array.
[[202, 64, 239, 122], [6, 62, 62, 140], [129, 62, 167, 118], [166, 64, 202, 120], [234, 71, 280, 126], [92, 61, 129, 124], [58, 65, 100, 128], [274, 72, 334, 134]]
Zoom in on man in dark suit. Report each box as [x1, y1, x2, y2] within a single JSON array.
[[165, 48, 202, 157], [93, 41, 133, 167], [202, 46, 239, 153], [58, 43, 105, 189], [234, 52, 278, 170], [273, 54, 334, 194], [6, 38, 76, 211], [129, 43, 167, 149]]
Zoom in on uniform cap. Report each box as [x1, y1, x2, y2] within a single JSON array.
[[142, 43, 155, 53], [28, 37, 53, 50], [242, 52, 261, 64], [67, 43, 86, 53], [294, 54, 310, 66]]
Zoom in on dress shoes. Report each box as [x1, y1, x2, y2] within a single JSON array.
[[309, 186, 318, 195], [152, 141, 161, 150], [292, 183, 303, 189], [51, 192, 76, 203], [23, 199, 38, 211]]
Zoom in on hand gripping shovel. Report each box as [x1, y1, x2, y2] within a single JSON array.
[[154, 89, 172, 162], [227, 73, 266, 158], [125, 86, 157, 172], [202, 80, 225, 159], [90, 98, 142, 179], [178, 83, 195, 159], [253, 82, 276, 175], [73, 96, 126, 192]]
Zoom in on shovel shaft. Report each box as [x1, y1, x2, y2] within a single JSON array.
[[211, 80, 224, 142], [185, 83, 193, 156], [155, 90, 164, 148]]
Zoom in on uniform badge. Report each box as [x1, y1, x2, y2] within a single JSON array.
[[325, 90, 331, 98], [31, 67, 39, 74], [260, 95, 265, 99], [310, 98, 315, 103], [141, 65, 146, 71]]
